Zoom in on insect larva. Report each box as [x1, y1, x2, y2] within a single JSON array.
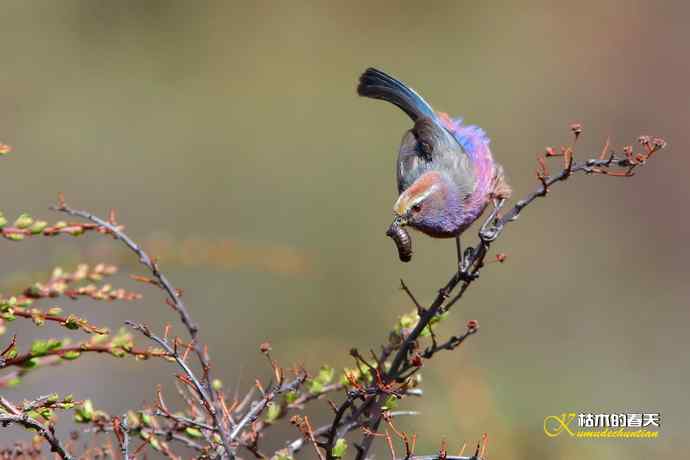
[[386, 224, 413, 262]]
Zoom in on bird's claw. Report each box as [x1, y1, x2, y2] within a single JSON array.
[[459, 269, 479, 282], [478, 198, 506, 242], [479, 226, 501, 242], [458, 247, 478, 281]]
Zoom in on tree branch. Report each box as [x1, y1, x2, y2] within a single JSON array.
[[0, 413, 74, 460]]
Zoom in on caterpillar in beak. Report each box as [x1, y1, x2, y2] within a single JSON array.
[[386, 223, 413, 262]]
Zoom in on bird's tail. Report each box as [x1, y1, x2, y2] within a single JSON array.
[[357, 67, 436, 122]]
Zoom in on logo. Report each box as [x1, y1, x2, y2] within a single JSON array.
[[544, 412, 660, 439]]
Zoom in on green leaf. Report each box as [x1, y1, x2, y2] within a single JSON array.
[[185, 427, 203, 438], [110, 347, 127, 358], [4, 347, 17, 359], [5, 232, 25, 241], [273, 449, 294, 460], [332, 438, 348, 458], [110, 329, 133, 348], [63, 315, 81, 330], [37, 407, 53, 421], [1, 310, 16, 321], [284, 390, 299, 404], [13, 213, 33, 229], [61, 350, 81, 360], [74, 400, 94, 423], [140, 411, 152, 427], [265, 402, 281, 423], [316, 365, 335, 385], [46, 307, 63, 315], [307, 379, 323, 394], [30, 339, 62, 357], [397, 312, 418, 331], [382, 395, 398, 410], [29, 221, 47, 235], [20, 358, 38, 369]]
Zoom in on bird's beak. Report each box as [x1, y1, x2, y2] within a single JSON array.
[[391, 214, 407, 227]]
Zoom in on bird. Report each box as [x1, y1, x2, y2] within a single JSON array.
[[357, 67, 511, 266]]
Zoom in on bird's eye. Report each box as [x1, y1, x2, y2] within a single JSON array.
[[411, 203, 422, 213]]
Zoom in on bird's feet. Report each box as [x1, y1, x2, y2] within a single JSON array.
[[459, 269, 479, 282], [479, 198, 506, 242], [479, 226, 500, 242], [458, 247, 479, 281]]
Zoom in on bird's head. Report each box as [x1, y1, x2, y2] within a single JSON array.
[[392, 171, 462, 238]]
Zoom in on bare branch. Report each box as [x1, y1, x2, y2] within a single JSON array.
[[0, 413, 74, 460]]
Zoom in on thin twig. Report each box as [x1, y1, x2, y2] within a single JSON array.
[[51, 202, 234, 459], [229, 375, 306, 441], [0, 413, 74, 460]]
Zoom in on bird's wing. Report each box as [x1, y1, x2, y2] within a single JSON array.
[[396, 118, 475, 196], [356, 68, 475, 195]]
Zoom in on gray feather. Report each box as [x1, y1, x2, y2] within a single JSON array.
[[396, 118, 475, 197]]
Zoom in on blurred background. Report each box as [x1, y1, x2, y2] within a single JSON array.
[[0, 0, 688, 458]]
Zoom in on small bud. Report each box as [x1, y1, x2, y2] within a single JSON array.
[[140, 411, 152, 427], [5, 232, 25, 241], [47, 307, 63, 316], [74, 400, 94, 423], [13, 213, 33, 229], [284, 390, 299, 404], [265, 401, 281, 422], [274, 449, 294, 460], [212, 379, 223, 391], [0, 143, 11, 155], [29, 221, 48, 235], [61, 350, 81, 360], [259, 341, 272, 354], [545, 147, 556, 157], [332, 438, 348, 459], [467, 319, 479, 332], [637, 135, 651, 146], [66, 226, 85, 236], [31, 314, 45, 327], [62, 315, 81, 330], [570, 123, 583, 136], [185, 427, 203, 439], [495, 253, 507, 263], [410, 353, 423, 368], [652, 137, 667, 149]]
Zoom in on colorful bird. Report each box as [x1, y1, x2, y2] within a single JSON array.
[[357, 68, 511, 265]]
